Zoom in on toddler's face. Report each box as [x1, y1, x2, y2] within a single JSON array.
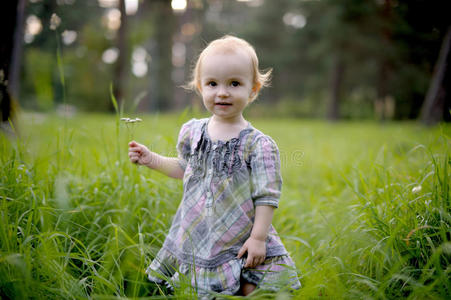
[[199, 50, 255, 122]]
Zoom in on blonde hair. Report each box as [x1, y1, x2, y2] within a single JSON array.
[[187, 35, 272, 102]]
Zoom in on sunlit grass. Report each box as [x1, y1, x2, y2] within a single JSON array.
[[0, 112, 449, 299]]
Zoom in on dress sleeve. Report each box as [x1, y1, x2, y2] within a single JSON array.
[[249, 136, 283, 208], [176, 119, 195, 171]]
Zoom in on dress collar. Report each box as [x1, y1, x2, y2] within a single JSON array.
[[203, 117, 253, 145]]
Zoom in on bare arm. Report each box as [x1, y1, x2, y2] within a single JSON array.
[[237, 205, 275, 268], [251, 205, 275, 240], [144, 152, 185, 179], [128, 141, 184, 179]]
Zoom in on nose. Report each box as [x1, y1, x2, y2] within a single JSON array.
[[217, 85, 229, 97]]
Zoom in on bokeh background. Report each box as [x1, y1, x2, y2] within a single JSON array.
[[1, 1, 451, 299], [2, 0, 450, 123]]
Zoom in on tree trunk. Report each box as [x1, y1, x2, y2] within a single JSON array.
[[420, 26, 451, 125], [327, 55, 345, 121], [375, 0, 393, 121], [9, 0, 26, 101], [149, 0, 175, 112], [112, 0, 128, 111], [0, 0, 21, 124]]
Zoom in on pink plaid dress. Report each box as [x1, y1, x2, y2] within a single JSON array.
[[146, 118, 300, 296]]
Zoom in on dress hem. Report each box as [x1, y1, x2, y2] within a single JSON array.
[[146, 248, 301, 296], [162, 239, 288, 268]]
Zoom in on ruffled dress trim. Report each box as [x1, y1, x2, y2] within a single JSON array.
[[146, 247, 300, 296], [188, 118, 253, 179]]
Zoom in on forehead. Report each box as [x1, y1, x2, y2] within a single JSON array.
[[200, 49, 253, 79]]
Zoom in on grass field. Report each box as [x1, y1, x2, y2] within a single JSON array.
[[0, 112, 449, 299]]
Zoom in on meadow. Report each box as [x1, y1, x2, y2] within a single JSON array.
[[0, 112, 449, 299]]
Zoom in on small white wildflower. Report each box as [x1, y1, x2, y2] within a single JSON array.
[[50, 13, 61, 30], [121, 116, 142, 139], [412, 185, 422, 193]]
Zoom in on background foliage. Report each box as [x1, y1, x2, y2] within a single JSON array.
[[17, 0, 451, 120]]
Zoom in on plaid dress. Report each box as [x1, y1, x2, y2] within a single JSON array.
[[146, 118, 300, 296]]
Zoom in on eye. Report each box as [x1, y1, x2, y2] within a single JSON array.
[[231, 81, 240, 87], [207, 81, 217, 87]]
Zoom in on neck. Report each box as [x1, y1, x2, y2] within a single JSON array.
[[211, 114, 247, 126]]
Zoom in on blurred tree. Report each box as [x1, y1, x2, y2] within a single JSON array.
[[25, 0, 59, 110], [389, 0, 450, 119], [23, 0, 106, 111], [294, 0, 450, 120], [375, 0, 395, 121], [14, 0, 451, 120], [327, 54, 345, 121], [420, 26, 451, 125], [171, 0, 205, 110], [9, 0, 26, 102], [0, 0, 26, 125], [148, 0, 175, 111], [239, 0, 291, 104], [297, 0, 376, 120], [112, 0, 129, 111]]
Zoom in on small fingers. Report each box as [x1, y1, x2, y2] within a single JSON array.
[[250, 258, 257, 268], [244, 259, 250, 268], [237, 245, 246, 259], [245, 256, 265, 268], [245, 259, 252, 268], [252, 257, 259, 268], [128, 152, 139, 159], [128, 141, 138, 147], [129, 152, 140, 163], [245, 254, 253, 268], [129, 147, 142, 153], [254, 257, 260, 268]]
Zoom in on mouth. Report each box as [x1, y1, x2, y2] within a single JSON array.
[[215, 102, 232, 106]]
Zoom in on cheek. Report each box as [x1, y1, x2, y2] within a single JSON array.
[[237, 89, 252, 101], [202, 90, 214, 99], [201, 93, 214, 106]]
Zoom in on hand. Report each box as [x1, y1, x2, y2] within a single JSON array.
[[128, 141, 153, 166], [237, 237, 266, 268]]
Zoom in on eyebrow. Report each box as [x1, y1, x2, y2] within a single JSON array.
[[202, 78, 216, 85], [202, 76, 246, 82]]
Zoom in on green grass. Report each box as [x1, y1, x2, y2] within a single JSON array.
[[0, 112, 450, 299]]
